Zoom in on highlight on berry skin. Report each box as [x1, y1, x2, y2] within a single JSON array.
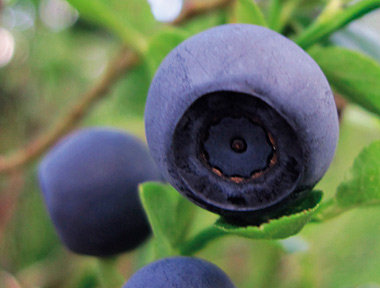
[[145, 24, 339, 224]]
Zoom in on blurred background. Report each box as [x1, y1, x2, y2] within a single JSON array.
[[0, 0, 379, 287]]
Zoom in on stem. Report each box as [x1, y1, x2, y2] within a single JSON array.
[[0, 50, 139, 175], [296, 0, 380, 49], [179, 226, 227, 256], [0, 172, 24, 236], [310, 198, 349, 222], [16, 249, 72, 288], [268, 0, 282, 31], [0, 271, 22, 288], [259, 244, 284, 288], [97, 258, 125, 288], [104, 15, 148, 54]]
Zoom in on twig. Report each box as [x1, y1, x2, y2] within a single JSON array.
[[16, 250, 73, 288], [0, 0, 233, 175], [0, 271, 22, 288], [334, 93, 347, 121], [173, 0, 234, 25], [0, 50, 139, 174], [0, 172, 24, 239]]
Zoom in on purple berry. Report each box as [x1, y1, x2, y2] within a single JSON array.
[[145, 24, 339, 224], [38, 127, 161, 256], [123, 257, 236, 288]]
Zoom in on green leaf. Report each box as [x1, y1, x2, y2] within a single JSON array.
[[115, 62, 151, 116], [144, 28, 190, 77], [336, 141, 380, 208], [180, 191, 322, 255], [139, 182, 195, 258], [295, 0, 380, 49], [309, 46, 380, 116], [182, 10, 229, 36], [107, 0, 158, 35], [214, 191, 322, 240], [268, 0, 282, 31], [231, 0, 267, 27], [65, 0, 149, 52], [276, 0, 304, 33]]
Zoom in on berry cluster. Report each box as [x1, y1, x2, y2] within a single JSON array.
[[38, 24, 338, 287]]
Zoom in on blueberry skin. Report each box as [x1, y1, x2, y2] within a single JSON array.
[[38, 128, 161, 256], [123, 257, 236, 288], [145, 24, 339, 224]]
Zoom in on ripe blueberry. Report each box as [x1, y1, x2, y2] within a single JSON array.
[[145, 24, 339, 224], [123, 257, 236, 288], [38, 128, 161, 256]]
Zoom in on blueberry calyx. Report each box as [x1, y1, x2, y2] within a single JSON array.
[[172, 91, 304, 216], [203, 116, 275, 180], [230, 137, 247, 153]]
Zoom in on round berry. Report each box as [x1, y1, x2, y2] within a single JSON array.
[[123, 257, 236, 288], [145, 24, 339, 224], [38, 127, 161, 256]]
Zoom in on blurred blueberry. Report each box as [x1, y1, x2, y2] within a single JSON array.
[[38, 127, 161, 256], [123, 257, 236, 288]]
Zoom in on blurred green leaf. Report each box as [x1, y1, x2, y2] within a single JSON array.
[[274, 0, 312, 34], [139, 182, 195, 258], [268, 0, 282, 31], [115, 62, 151, 116], [310, 46, 380, 116], [145, 28, 189, 77], [74, 264, 100, 288], [84, 61, 151, 131], [336, 141, 380, 208], [214, 191, 322, 240], [2, 176, 59, 270], [295, 0, 380, 49], [182, 10, 229, 36], [107, 0, 158, 34], [231, 0, 267, 26], [65, 0, 149, 52]]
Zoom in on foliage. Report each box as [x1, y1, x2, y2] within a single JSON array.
[[0, 0, 379, 287]]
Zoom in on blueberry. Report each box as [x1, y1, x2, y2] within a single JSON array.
[[38, 127, 161, 256], [123, 257, 236, 288], [145, 24, 339, 224]]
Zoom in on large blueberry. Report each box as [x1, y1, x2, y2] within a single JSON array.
[[38, 127, 161, 256], [145, 24, 339, 224], [123, 257, 236, 288]]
